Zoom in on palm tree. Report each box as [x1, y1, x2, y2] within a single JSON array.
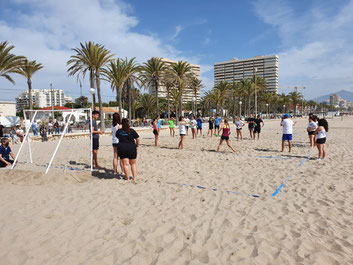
[[288, 91, 303, 116], [0, 41, 25, 84], [240, 79, 254, 116], [15, 59, 43, 111], [67, 41, 98, 110], [170, 61, 193, 117], [229, 82, 243, 118], [170, 88, 182, 120], [91, 44, 114, 130], [214, 81, 230, 115], [160, 70, 176, 120], [189, 76, 204, 114], [123, 58, 140, 121], [205, 89, 222, 115], [250, 75, 267, 114], [139, 93, 156, 118], [139, 57, 167, 116]]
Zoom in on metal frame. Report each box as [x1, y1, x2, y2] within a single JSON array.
[[12, 108, 93, 173]]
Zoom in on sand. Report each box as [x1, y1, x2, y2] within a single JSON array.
[[0, 117, 352, 265]]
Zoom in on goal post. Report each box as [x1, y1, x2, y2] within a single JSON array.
[[12, 108, 93, 174]]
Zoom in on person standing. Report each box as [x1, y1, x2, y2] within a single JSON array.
[[16, 126, 24, 142], [196, 116, 203, 136], [247, 114, 255, 139], [32, 121, 38, 136], [112, 113, 121, 174], [48, 120, 53, 135], [0, 138, 15, 167], [235, 117, 245, 141], [307, 116, 318, 148], [280, 114, 296, 152], [0, 122, 4, 138], [214, 114, 222, 136], [178, 116, 187, 149], [254, 114, 264, 140], [54, 120, 60, 134], [152, 118, 159, 147], [157, 116, 162, 134], [40, 125, 48, 142], [91, 110, 104, 168], [184, 116, 190, 136], [190, 116, 197, 139], [217, 119, 236, 153], [168, 118, 175, 137], [207, 117, 214, 137], [315, 118, 328, 160], [116, 118, 140, 180]]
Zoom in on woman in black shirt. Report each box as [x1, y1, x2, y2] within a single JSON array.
[[116, 118, 140, 180]]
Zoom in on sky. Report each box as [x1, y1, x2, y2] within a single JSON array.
[[1, 0, 353, 102]]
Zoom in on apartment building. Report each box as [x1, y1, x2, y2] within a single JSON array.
[[148, 58, 201, 103], [214, 55, 279, 93], [16, 89, 72, 111]]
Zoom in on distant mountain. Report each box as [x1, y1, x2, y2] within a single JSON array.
[[312, 89, 353, 103]]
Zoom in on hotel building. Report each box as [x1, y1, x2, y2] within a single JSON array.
[[148, 58, 201, 103], [214, 55, 279, 93]]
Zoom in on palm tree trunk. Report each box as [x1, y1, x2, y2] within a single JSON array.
[[118, 85, 123, 118], [167, 90, 170, 120], [95, 71, 105, 131], [248, 96, 251, 116], [90, 69, 96, 110], [128, 79, 132, 122], [155, 79, 159, 117], [27, 79, 33, 120]]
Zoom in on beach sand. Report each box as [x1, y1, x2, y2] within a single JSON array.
[[0, 117, 352, 265]]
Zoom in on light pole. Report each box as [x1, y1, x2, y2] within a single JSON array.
[[266, 103, 269, 119], [89, 88, 95, 111], [283, 104, 286, 114], [239, 101, 242, 117], [254, 67, 258, 115], [192, 97, 196, 115]]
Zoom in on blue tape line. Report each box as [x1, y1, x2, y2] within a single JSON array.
[[256, 156, 290, 160], [272, 151, 313, 197]]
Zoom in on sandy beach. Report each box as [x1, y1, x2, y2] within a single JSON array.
[[0, 117, 353, 265]]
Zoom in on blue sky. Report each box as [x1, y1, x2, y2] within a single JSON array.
[[1, 0, 353, 102]]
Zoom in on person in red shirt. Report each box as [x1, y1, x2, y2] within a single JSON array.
[[216, 119, 236, 153]]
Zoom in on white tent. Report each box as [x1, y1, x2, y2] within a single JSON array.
[[0, 116, 20, 127]]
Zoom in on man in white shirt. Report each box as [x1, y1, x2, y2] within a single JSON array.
[[280, 114, 296, 152]]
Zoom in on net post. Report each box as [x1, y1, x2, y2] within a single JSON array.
[[45, 110, 74, 174], [12, 110, 37, 169], [23, 110, 33, 164], [90, 109, 93, 172]]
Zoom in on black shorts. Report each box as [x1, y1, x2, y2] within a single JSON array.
[[93, 138, 99, 150], [254, 127, 261, 133], [117, 143, 137, 159], [209, 125, 214, 130], [308, 131, 315, 135], [316, 138, 326, 144], [249, 126, 254, 131], [112, 143, 119, 147], [197, 127, 202, 130], [153, 129, 158, 135], [221, 135, 229, 140], [215, 125, 220, 129], [185, 126, 189, 130], [236, 128, 242, 131], [0, 159, 13, 167], [180, 134, 186, 136]]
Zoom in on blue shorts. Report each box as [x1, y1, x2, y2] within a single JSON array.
[[282, 134, 292, 141]]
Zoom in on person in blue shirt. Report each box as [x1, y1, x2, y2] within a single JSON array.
[[196, 116, 203, 136], [0, 138, 15, 167], [214, 114, 222, 136], [157, 116, 161, 133]]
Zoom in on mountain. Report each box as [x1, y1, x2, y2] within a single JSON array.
[[312, 89, 353, 103]]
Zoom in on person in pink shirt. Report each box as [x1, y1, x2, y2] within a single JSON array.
[[217, 119, 236, 153]]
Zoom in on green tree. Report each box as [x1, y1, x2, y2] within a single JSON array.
[[189, 75, 204, 114], [0, 41, 25, 84], [15, 59, 43, 112], [139, 57, 167, 117], [139, 93, 156, 118], [288, 91, 303, 116], [250, 74, 267, 114], [75, 96, 89, 107], [240, 79, 254, 116], [229, 81, 243, 118], [160, 70, 176, 119]]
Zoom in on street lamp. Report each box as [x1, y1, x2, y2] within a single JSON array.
[[266, 103, 269, 119], [89, 88, 95, 111], [239, 101, 242, 117], [254, 67, 258, 115], [283, 104, 286, 114]]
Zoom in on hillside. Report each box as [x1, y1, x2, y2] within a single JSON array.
[[312, 89, 353, 103]]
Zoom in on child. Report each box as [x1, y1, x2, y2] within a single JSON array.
[[280, 114, 296, 152], [196, 116, 203, 136], [217, 119, 236, 153], [178, 116, 187, 149], [152, 118, 159, 147], [190, 116, 197, 139], [315, 118, 328, 160], [168, 118, 175, 137], [307, 116, 318, 148], [254, 114, 264, 140], [235, 117, 245, 141], [184, 116, 190, 136], [207, 117, 214, 137]]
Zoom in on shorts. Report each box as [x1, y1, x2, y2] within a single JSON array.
[[282, 134, 292, 141], [316, 137, 326, 144], [209, 125, 214, 130], [248, 126, 254, 131], [215, 125, 220, 129], [236, 128, 242, 131], [180, 134, 186, 136], [153, 129, 158, 135], [197, 127, 202, 130], [0, 159, 14, 167], [93, 138, 99, 150], [254, 127, 261, 133], [112, 143, 119, 147], [117, 143, 137, 159], [221, 135, 229, 140], [308, 131, 315, 135], [185, 126, 189, 130]]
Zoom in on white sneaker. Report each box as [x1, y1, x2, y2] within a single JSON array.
[[317, 158, 321, 161]]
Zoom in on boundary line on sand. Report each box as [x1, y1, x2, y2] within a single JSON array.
[[271, 151, 314, 197]]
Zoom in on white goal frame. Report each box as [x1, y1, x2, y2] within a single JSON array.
[[11, 108, 93, 174]]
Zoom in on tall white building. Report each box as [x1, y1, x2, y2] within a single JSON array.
[[214, 55, 279, 93], [16, 89, 72, 111]]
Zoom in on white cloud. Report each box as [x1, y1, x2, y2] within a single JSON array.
[[253, 0, 353, 98], [0, 0, 196, 101]]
